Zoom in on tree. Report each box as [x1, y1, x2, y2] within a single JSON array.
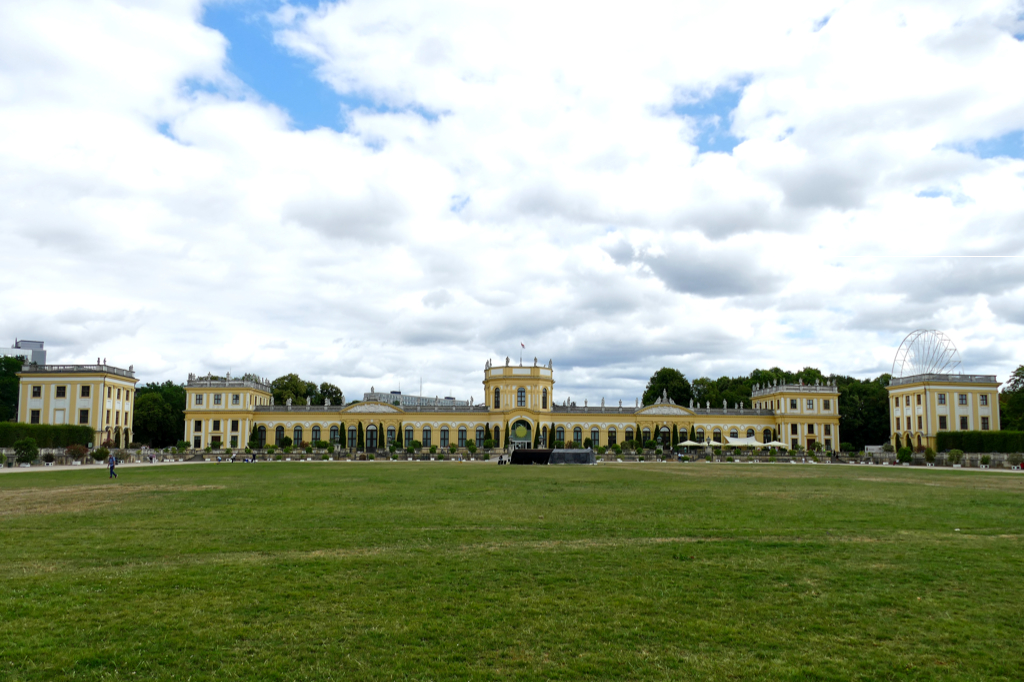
[[689, 425, 696, 442], [0, 356, 22, 422], [14, 437, 38, 464], [319, 382, 345, 406], [1000, 365, 1024, 431], [356, 422, 364, 450], [503, 423, 509, 448], [395, 423, 403, 448], [642, 368, 693, 407], [134, 381, 187, 447], [339, 422, 347, 448], [671, 425, 679, 447], [271, 374, 319, 406]]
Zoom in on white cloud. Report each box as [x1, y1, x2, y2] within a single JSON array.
[[0, 0, 1022, 405]]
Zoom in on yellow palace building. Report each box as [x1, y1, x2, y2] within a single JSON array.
[[184, 359, 840, 453]]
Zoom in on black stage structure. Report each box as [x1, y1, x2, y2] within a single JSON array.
[[510, 449, 596, 465]]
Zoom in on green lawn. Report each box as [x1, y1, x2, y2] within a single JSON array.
[[1, 462, 1022, 681]]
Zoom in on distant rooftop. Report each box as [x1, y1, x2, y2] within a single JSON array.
[[20, 363, 134, 379], [889, 373, 998, 387]]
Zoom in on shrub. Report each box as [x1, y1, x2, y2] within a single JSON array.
[[483, 439, 494, 449], [327, 444, 335, 454], [726, 456, 734, 462], [467, 443, 477, 455], [429, 445, 437, 454], [1008, 453, 1023, 467], [897, 447, 912, 463], [937, 430, 1024, 453], [924, 447, 936, 463], [412, 440, 423, 451], [305, 446, 313, 454], [554, 440, 565, 449], [840, 442, 855, 452], [367, 453, 375, 460], [406, 446, 415, 454], [768, 456, 776, 463], [882, 443, 894, 453], [638, 455, 645, 462], [275, 454, 283, 461], [15, 438, 39, 463], [245, 447, 251, 454], [66, 444, 89, 460], [204, 446, 212, 454], [0, 423, 93, 448], [176, 440, 190, 452], [436, 452, 445, 460], [612, 444, 622, 454], [597, 446, 606, 455], [92, 446, 110, 462], [948, 449, 963, 465], [321, 454, 330, 460], [644, 439, 657, 450], [981, 454, 991, 465], [281, 436, 293, 448], [680, 456, 689, 462], [283, 446, 293, 454], [267, 446, 277, 454], [449, 445, 457, 455], [583, 437, 593, 449]]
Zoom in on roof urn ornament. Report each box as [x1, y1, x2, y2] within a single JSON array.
[[706, 401, 710, 409]]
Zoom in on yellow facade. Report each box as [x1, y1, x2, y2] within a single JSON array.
[[184, 362, 840, 453], [886, 374, 1001, 451], [17, 362, 139, 447]]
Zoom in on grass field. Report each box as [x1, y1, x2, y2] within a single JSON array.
[[1, 461, 1022, 681]]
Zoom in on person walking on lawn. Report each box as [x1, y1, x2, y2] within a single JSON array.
[[108, 453, 117, 479]]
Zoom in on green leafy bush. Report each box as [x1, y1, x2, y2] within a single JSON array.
[[92, 446, 110, 462], [305, 446, 313, 454], [924, 447, 936, 463], [948, 449, 963, 465], [14, 437, 38, 464], [66, 444, 88, 460], [0, 423, 93, 448], [281, 436, 293, 448], [267, 446, 277, 454], [483, 439, 494, 449], [897, 447, 912, 463], [176, 440, 189, 452], [429, 445, 437, 454], [937, 431, 1024, 453], [980, 454, 991, 465]]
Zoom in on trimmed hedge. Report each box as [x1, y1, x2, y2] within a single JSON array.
[[0, 423, 94, 448], [936, 430, 1024, 453]]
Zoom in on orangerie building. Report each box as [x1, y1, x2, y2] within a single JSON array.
[[183, 358, 841, 452]]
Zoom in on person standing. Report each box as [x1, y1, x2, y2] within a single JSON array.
[[108, 453, 118, 479]]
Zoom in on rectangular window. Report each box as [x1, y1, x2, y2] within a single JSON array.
[[916, 394, 921, 405], [125, 391, 130, 404], [905, 396, 910, 406], [107, 387, 112, 398], [981, 417, 990, 430], [791, 438, 799, 449], [790, 399, 797, 409], [30, 409, 40, 424], [214, 394, 222, 405], [231, 420, 239, 432], [349, 427, 357, 446], [106, 409, 110, 424], [232, 394, 240, 405], [440, 429, 449, 448], [195, 394, 203, 405], [194, 436, 201, 448], [115, 411, 119, 425], [56, 386, 66, 398], [824, 439, 831, 451], [423, 429, 431, 448], [458, 430, 466, 448], [807, 399, 814, 410], [408, 427, 415, 445], [937, 393, 946, 405], [32, 385, 41, 398], [231, 436, 238, 448], [790, 424, 798, 435], [117, 388, 121, 399], [213, 420, 221, 431], [823, 399, 830, 410], [807, 424, 815, 435], [960, 416, 968, 430], [939, 415, 947, 430], [79, 409, 89, 425], [81, 385, 91, 398], [906, 417, 911, 429], [194, 420, 202, 432], [980, 394, 988, 406], [958, 394, 968, 406], [824, 424, 831, 436], [894, 397, 899, 407], [476, 427, 483, 444], [917, 416, 922, 429]]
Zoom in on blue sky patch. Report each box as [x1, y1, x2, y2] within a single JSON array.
[[949, 130, 1024, 160], [202, 0, 358, 131], [813, 15, 831, 32], [672, 80, 749, 154]]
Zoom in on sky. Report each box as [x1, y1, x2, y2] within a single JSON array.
[[1, 0, 1023, 405]]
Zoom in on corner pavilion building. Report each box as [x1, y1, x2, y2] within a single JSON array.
[[184, 360, 840, 453], [886, 373, 1002, 452]]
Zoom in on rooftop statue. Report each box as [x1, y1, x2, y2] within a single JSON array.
[[286, 398, 292, 406], [325, 399, 330, 406], [689, 398, 693, 408], [506, 357, 510, 366], [306, 397, 311, 406]]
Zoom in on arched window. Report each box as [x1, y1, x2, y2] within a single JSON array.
[[387, 427, 395, 446], [556, 426, 565, 443], [542, 388, 547, 409], [573, 427, 582, 444], [330, 425, 339, 444], [476, 427, 484, 444], [625, 428, 633, 442], [440, 427, 449, 448], [422, 427, 432, 448], [493, 427, 499, 444], [458, 427, 467, 447], [642, 428, 651, 442], [348, 426, 356, 446], [762, 429, 771, 443], [494, 388, 500, 409], [366, 425, 377, 449], [294, 426, 302, 445], [746, 428, 754, 438], [312, 426, 321, 443], [405, 426, 413, 445], [660, 427, 670, 444], [257, 426, 267, 447], [608, 428, 617, 445], [275, 426, 284, 445], [517, 387, 526, 407], [591, 428, 599, 447], [713, 429, 722, 443], [696, 429, 705, 442], [542, 426, 548, 446], [729, 429, 738, 438]]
